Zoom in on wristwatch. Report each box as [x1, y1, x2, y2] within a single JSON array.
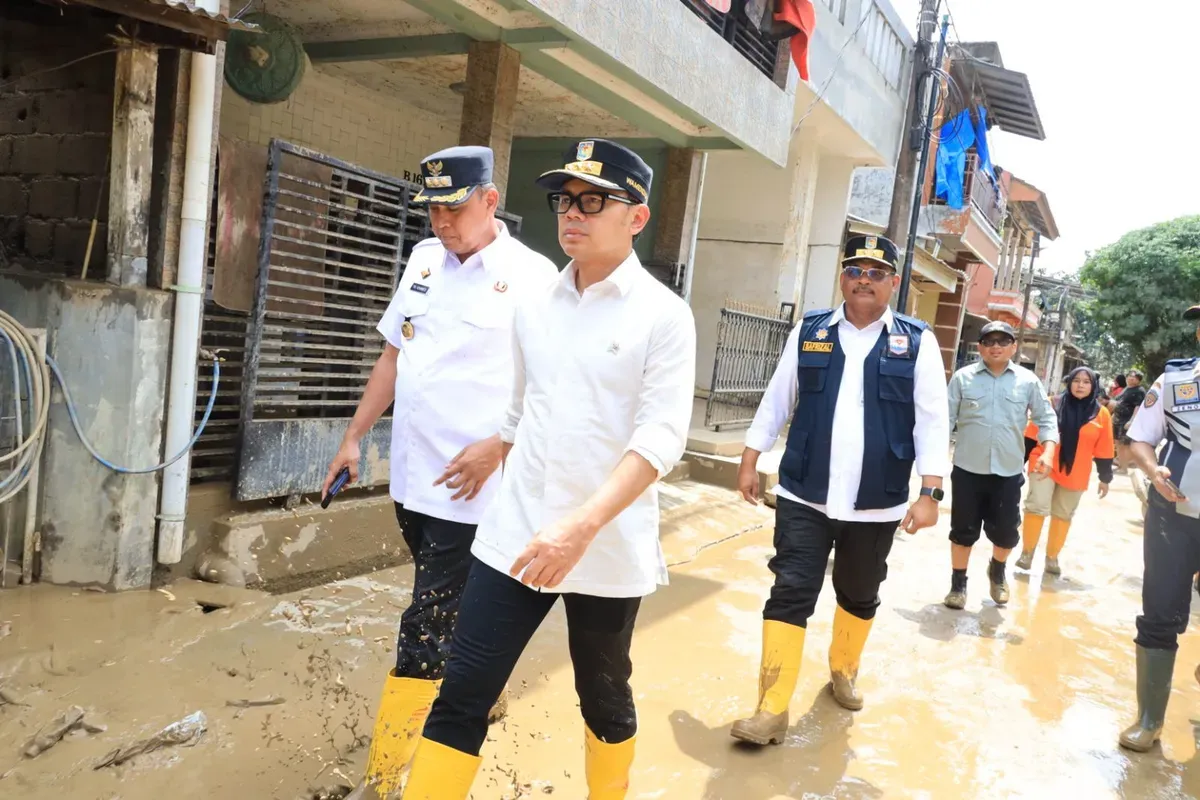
[[920, 487, 945, 502]]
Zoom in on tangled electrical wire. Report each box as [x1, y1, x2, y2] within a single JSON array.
[[0, 310, 220, 506]]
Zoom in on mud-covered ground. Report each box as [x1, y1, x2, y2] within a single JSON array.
[[2, 477, 1200, 799]]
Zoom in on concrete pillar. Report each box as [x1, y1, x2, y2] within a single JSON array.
[[653, 148, 703, 265], [776, 130, 821, 318], [458, 41, 520, 206], [107, 44, 158, 288], [935, 277, 967, 378], [801, 155, 856, 314]]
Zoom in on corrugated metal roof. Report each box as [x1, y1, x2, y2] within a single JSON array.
[[49, 0, 258, 40], [953, 43, 1045, 141]]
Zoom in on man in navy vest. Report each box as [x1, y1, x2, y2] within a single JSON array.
[[1119, 303, 1200, 752], [730, 234, 950, 746]]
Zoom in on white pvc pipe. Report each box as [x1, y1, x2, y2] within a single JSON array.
[[681, 152, 707, 306], [157, 30, 218, 565]]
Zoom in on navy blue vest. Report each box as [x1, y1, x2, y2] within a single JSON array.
[[778, 308, 927, 510]]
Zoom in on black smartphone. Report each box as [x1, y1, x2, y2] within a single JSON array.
[[321, 467, 351, 509]]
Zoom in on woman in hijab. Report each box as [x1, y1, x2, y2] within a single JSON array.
[[1017, 366, 1115, 575]]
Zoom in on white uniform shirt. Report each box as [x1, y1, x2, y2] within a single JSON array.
[[471, 252, 697, 598], [1127, 364, 1200, 518], [376, 222, 558, 524], [745, 305, 950, 522]]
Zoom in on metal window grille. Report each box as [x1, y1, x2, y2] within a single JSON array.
[[678, 0, 785, 82], [704, 301, 795, 430]]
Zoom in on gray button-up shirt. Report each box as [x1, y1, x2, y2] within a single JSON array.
[[948, 360, 1059, 477]]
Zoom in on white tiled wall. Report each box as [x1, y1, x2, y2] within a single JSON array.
[[220, 67, 457, 180]]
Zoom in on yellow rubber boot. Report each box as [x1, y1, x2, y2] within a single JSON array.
[[730, 620, 805, 745], [352, 673, 440, 798], [585, 726, 636, 799], [828, 605, 873, 710], [401, 737, 481, 799], [1016, 514, 1045, 570], [1045, 517, 1070, 575]]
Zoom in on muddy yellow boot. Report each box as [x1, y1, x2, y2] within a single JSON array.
[[730, 620, 805, 746], [1044, 518, 1070, 575], [828, 605, 873, 711], [585, 726, 635, 799], [401, 737, 481, 799], [350, 673, 439, 798], [1119, 646, 1175, 753], [1016, 514, 1045, 571]]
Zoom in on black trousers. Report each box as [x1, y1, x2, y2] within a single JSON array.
[[1137, 493, 1200, 651], [423, 560, 641, 755], [764, 497, 898, 626], [393, 504, 476, 679], [948, 466, 1023, 550]]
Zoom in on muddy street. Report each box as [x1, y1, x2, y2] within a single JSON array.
[[2, 478, 1199, 799]]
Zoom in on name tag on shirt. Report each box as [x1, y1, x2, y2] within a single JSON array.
[[1172, 381, 1200, 411], [802, 341, 834, 353], [410, 283, 430, 294]]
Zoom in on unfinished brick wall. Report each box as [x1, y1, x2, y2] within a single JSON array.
[[0, 12, 114, 277]]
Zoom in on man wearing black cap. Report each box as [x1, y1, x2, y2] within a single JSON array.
[[326, 145, 558, 800], [728, 234, 949, 745], [944, 320, 1058, 610], [401, 139, 695, 798], [1113, 369, 1147, 470], [1118, 303, 1200, 752]]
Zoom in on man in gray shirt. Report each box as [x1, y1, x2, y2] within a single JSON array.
[[945, 321, 1059, 609]]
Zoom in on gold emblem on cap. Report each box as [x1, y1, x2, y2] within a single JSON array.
[[577, 141, 594, 161], [856, 248, 885, 259], [401, 320, 415, 340], [865, 236, 878, 249], [427, 161, 443, 176], [565, 161, 603, 176], [423, 160, 451, 188]]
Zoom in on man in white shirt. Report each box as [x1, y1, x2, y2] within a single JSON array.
[[401, 140, 695, 800], [324, 146, 558, 800], [730, 235, 950, 746]]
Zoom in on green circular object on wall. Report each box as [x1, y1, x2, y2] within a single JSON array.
[[224, 12, 306, 104]]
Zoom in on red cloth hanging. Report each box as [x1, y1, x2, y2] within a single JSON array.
[[776, 0, 816, 81], [703, 0, 733, 11]]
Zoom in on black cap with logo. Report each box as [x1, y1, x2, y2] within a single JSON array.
[[412, 145, 493, 206], [842, 234, 899, 271], [535, 139, 653, 204], [979, 320, 1017, 342]]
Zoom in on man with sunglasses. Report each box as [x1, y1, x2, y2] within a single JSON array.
[[944, 321, 1058, 610], [327, 146, 558, 800], [401, 139, 695, 799], [730, 234, 949, 745]]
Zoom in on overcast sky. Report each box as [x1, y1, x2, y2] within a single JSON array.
[[886, 0, 1199, 274]]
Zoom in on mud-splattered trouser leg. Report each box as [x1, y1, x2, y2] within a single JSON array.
[[764, 497, 897, 626], [1136, 495, 1200, 651], [422, 560, 642, 755], [394, 504, 477, 680]]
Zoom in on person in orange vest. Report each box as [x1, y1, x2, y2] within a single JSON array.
[[1017, 366, 1114, 576]]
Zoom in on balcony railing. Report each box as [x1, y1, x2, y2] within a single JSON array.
[[931, 151, 1007, 232], [678, 0, 786, 84]]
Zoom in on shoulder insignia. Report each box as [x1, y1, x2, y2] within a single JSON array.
[[1144, 389, 1158, 408]]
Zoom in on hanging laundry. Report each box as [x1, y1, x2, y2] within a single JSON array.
[[704, 0, 733, 12], [972, 106, 996, 186], [934, 108, 976, 210], [775, 0, 817, 80]]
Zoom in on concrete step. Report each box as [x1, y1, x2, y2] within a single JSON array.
[[685, 427, 747, 458], [663, 460, 691, 483], [683, 447, 782, 498], [196, 490, 409, 591]]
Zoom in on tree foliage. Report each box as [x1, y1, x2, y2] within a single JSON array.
[[1078, 215, 1200, 378]]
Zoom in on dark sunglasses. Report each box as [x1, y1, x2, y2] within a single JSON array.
[[841, 265, 895, 282], [980, 336, 1014, 347], [547, 190, 637, 215]]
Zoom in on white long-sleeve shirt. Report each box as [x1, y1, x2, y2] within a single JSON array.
[[745, 305, 950, 522], [471, 252, 697, 598]]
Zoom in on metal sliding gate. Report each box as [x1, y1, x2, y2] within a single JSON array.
[[230, 139, 520, 501], [704, 302, 795, 431]]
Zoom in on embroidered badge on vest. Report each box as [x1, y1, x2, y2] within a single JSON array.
[[888, 334, 910, 357], [1172, 381, 1200, 410], [1145, 390, 1158, 408]]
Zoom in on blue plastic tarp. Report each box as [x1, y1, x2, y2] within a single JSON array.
[[934, 106, 994, 210]]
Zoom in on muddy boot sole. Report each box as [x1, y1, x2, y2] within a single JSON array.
[[989, 582, 1009, 605], [1044, 558, 1061, 576], [1119, 724, 1161, 753], [730, 711, 788, 746], [944, 590, 966, 610], [1015, 552, 1033, 571]]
